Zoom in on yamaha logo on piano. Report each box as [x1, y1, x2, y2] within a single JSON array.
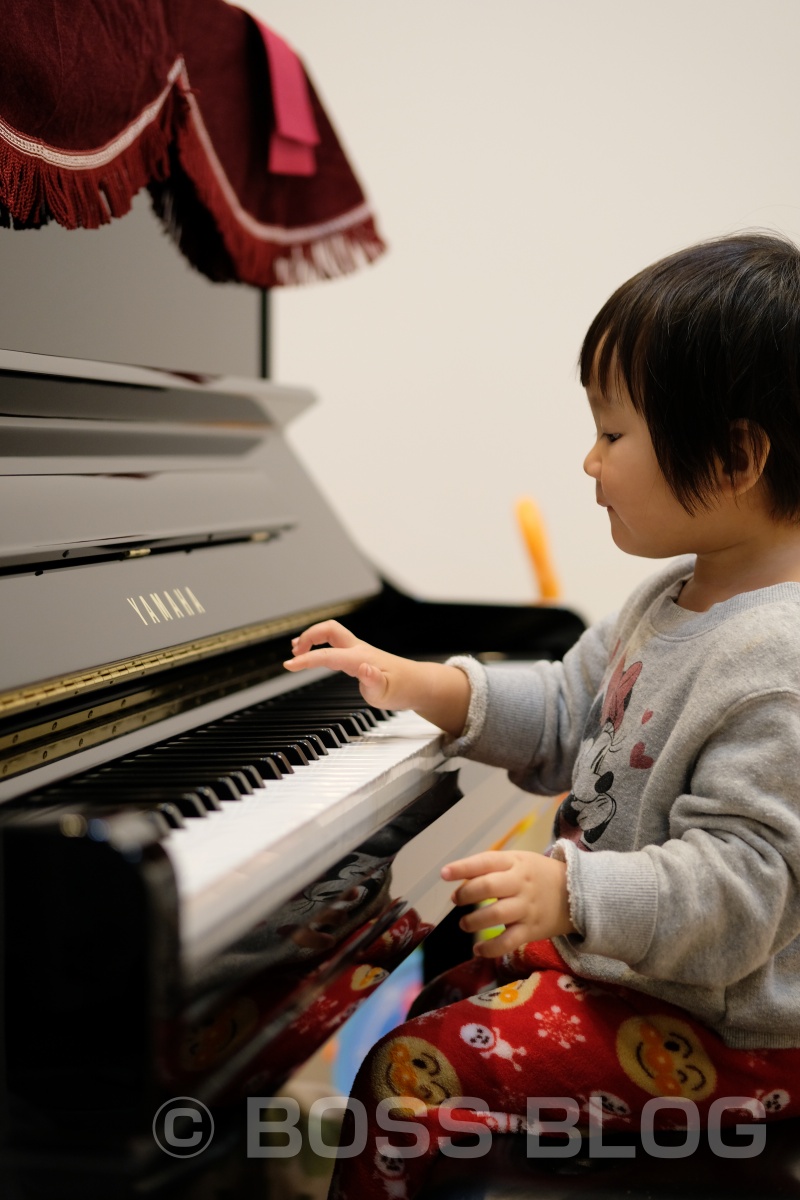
[[127, 588, 206, 626]]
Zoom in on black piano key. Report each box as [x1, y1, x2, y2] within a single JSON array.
[[151, 742, 312, 769], [284, 676, 389, 714], [183, 733, 324, 761], [102, 800, 184, 830], [53, 784, 219, 816], [119, 758, 270, 789], [196, 728, 331, 756], [140, 792, 208, 819], [205, 754, 286, 780], [220, 716, 352, 745], [164, 736, 320, 765], [139, 753, 271, 792], [120, 791, 210, 819], [188, 751, 293, 777], [239, 722, 344, 748], [275, 705, 377, 731], [154, 747, 292, 778], [152, 802, 184, 829], [244, 708, 371, 737], [90, 768, 250, 803], [183, 786, 223, 811], [154, 763, 268, 790], [244, 696, 376, 722], [133, 808, 173, 839], [136, 768, 251, 796], [122, 761, 258, 794], [147, 760, 267, 789]]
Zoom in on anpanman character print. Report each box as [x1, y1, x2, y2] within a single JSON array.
[[329, 939, 800, 1200], [467, 974, 541, 1009], [616, 1014, 717, 1100], [373, 1035, 462, 1111]]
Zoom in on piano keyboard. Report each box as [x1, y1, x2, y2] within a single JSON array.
[[170, 709, 443, 967], [33, 675, 445, 971], [165, 709, 442, 897]]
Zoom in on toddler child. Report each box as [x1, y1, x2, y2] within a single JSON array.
[[284, 233, 800, 1198]]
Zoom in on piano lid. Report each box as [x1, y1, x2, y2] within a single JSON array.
[[0, 348, 381, 707]]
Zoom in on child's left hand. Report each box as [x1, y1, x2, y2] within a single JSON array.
[[442, 850, 575, 957]]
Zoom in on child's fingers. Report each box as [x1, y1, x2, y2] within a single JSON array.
[[290, 620, 360, 655], [441, 851, 513, 884], [283, 646, 390, 707], [471, 923, 527, 959], [438, 849, 513, 902], [356, 662, 389, 705], [283, 645, 362, 674], [284, 620, 387, 688], [458, 897, 520, 934], [451, 872, 518, 908]]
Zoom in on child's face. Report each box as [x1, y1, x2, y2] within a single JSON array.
[[583, 373, 719, 560]]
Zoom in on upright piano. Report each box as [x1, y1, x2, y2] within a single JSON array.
[[0, 349, 585, 1198]]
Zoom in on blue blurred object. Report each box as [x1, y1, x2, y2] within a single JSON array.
[[332, 947, 424, 1096]]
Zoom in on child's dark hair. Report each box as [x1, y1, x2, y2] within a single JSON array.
[[580, 233, 800, 518]]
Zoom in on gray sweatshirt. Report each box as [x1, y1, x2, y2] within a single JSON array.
[[447, 557, 800, 1048]]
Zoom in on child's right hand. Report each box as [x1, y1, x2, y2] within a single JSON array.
[[283, 620, 471, 736], [284, 620, 418, 709]]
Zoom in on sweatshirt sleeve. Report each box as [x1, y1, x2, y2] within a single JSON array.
[[444, 611, 619, 795], [553, 690, 800, 986]]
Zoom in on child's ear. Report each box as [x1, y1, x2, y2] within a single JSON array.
[[724, 419, 770, 496]]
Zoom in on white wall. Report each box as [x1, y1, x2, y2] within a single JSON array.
[[250, 0, 800, 624]]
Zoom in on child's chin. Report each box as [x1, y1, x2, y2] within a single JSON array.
[[609, 527, 671, 560]]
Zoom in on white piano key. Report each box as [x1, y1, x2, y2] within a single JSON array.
[[162, 710, 445, 968]]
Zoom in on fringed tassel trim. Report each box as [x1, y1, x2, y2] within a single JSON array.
[[270, 226, 386, 286], [172, 67, 387, 287], [0, 60, 182, 230], [0, 55, 386, 285]]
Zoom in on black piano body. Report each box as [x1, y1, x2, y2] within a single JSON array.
[[0, 350, 585, 1197]]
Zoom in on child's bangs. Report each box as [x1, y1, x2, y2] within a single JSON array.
[[579, 290, 657, 415]]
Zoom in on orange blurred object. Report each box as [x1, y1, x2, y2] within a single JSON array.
[[515, 496, 561, 601]]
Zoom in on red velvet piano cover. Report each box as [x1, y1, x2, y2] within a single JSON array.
[[0, 0, 387, 287]]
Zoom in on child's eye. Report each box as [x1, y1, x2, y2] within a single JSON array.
[[604, 432, 622, 444]]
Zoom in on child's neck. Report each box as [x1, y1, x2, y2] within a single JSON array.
[[678, 523, 800, 612]]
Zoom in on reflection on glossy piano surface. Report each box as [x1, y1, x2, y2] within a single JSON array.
[[0, 349, 585, 1198]]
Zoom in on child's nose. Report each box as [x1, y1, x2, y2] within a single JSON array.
[[583, 444, 601, 478]]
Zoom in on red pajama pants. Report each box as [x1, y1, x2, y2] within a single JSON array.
[[327, 939, 800, 1199]]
